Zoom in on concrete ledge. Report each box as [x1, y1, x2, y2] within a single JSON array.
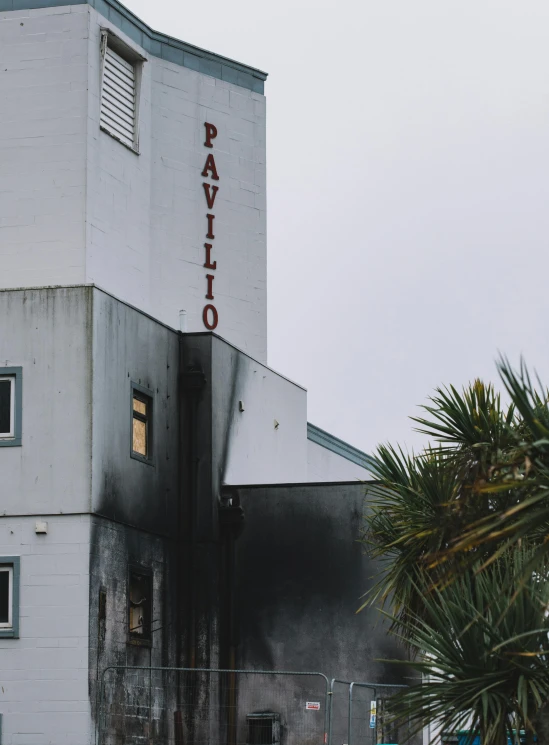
[[0, 0, 268, 93]]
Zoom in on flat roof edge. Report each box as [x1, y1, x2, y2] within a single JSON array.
[[307, 423, 378, 473], [223, 480, 377, 490], [0, 0, 268, 92]]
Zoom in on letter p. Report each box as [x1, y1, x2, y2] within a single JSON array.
[[204, 122, 218, 148]]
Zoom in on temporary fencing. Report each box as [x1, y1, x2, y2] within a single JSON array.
[[98, 666, 330, 745], [328, 679, 410, 745]]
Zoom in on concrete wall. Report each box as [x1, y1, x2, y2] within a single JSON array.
[[307, 440, 371, 482], [88, 515, 176, 742], [0, 515, 92, 745], [0, 283, 389, 745], [0, 286, 92, 515], [0, 5, 88, 288], [90, 288, 180, 535], [224, 482, 412, 745], [232, 483, 405, 681], [211, 335, 307, 487]]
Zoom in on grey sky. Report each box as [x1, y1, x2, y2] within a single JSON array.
[[125, 0, 549, 455]]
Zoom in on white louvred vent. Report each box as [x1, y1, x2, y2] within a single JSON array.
[[100, 45, 136, 149]]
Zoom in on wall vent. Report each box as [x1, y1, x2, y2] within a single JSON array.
[[100, 41, 138, 150]]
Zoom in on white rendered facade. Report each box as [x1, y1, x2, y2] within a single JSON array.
[[0, 1, 267, 360]]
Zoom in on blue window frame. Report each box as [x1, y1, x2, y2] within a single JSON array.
[[0, 367, 22, 448], [0, 556, 20, 639]]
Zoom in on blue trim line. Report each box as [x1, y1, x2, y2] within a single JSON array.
[[0, 367, 22, 448], [0, 0, 267, 93], [307, 423, 378, 474], [0, 556, 20, 639]]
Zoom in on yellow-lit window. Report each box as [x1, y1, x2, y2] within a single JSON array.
[[131, 389, 152, 461]]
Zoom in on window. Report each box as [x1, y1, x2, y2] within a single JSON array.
[[0, 367, 22, 447], [0, 377, 14, 437], [100, 31, 144, 152], [0, 557, 20, 638], [128, 568, 152, 643], [247, 713, 280, 745], [131, 383, 154, 464]]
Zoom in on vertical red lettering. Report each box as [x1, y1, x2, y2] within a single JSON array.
[[204, 243, 217, 270], [202, 183, 219, 210], [201, 154, 219, 181], [203, 121, 219, 332], [206, 214, 215, 240], [203, 304, 218, 330], [206, 274, 215, 300], [204, 122, 218, 148]]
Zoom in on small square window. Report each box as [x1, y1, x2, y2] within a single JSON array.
[[128, 568, 152, 644], [0, 367, 22, 447], [0, 557, 20, 638], [247, 713, 280, 745], [131, 383, 154, 464]]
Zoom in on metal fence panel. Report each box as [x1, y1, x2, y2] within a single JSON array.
[[328, 680, 353, 745], [329, 680, 411, 745], [98, 666, 330, 745]]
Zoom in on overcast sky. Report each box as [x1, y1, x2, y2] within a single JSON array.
[[126, 0, 549, 455]]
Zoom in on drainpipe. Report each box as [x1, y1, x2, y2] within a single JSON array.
[[219, 490, 245, 745], [180, 366, 206, 670]]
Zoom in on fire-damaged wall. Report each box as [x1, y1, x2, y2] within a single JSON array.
[[218, 482, 411, 745], [89, 321, 408, 742], [225, 482, 406, 680], [0, 283, 405, 743]]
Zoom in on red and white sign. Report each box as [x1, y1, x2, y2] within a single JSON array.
[[305, 702, 321, 711]]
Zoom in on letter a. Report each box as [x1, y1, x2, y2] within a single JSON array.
[[202, 154, 219, 181]]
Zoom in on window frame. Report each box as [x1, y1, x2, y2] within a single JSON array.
[[0, 367, 22, 447], [130, 381, 155, 466], [99, 29, 145, 154], [0, 557, 20, 639], [127, 565, 153, 646]]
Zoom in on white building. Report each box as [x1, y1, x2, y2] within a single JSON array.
[[0, 2, 395, 744]]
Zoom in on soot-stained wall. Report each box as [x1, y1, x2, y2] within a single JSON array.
[[211, 335, 307, 487], [88, 516, 178, 741], [91, 289, 180, 535], [229, 482, 407, 682]]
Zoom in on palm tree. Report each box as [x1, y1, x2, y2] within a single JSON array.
[[362, 364, 549, 742], [363, 378, 521, 632], [380, 548, 549, 745]]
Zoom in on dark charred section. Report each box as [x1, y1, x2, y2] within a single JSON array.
[[85, 302, 407, 744], [228, 483, 408, 683]]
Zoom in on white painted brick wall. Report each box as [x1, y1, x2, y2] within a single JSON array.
[[0, 515, 92, 745], [0, 4, 268, 361], [0, 5, 88, 288], [85, 7, 267, 361]]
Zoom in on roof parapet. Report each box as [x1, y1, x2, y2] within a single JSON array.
[[0, 0, 268, 93]]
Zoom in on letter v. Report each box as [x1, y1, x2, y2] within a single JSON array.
[[203, 183, 219, 209]]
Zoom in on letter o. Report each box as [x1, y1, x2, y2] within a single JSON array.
[[203, 304, 218, 330]]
